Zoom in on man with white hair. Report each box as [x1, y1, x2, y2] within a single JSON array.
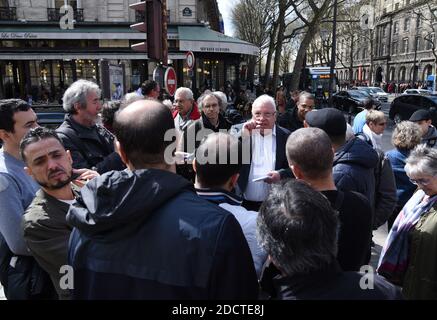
[[172, 87, 200, 132], [56, 79, 124, 174], [233, 94, 291, 211]]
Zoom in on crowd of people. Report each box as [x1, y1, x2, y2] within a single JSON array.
[[0, 77, 436, 300]]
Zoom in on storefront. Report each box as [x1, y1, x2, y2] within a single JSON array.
[[0, 22, 258, 102]]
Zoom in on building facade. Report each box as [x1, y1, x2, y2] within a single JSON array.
[[308, 0, 436, 89], [0, 0, 257, 102]]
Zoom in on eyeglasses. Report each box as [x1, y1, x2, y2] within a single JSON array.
[[409, 177, 434, 186], [254, 112, 276, 119]]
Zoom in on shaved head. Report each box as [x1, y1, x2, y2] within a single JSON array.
[[114, 99, 175, 168]]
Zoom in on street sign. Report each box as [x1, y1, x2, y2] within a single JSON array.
[[164, 67, 177, 96], [153, 65, 165, 88], [186, 51, 195, 70]]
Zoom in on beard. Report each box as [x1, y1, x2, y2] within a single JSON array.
[[37, 169, 73, 190]]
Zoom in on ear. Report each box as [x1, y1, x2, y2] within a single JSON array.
[[115, 140, 129, 167], [192, 158, 197, 173], [24, 166, 33, 178], [229, 173, 240, 189], [73, 102, 82, 113], [290, 164, 303, 179], [0, 129, 10, 141], [66, 150, 72, 165]]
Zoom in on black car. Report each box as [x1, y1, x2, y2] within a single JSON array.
[[389, 94, 437, 125], [332, 90, 381, 114]]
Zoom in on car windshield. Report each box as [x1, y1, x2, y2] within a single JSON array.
[[349, 91, 366, 98]]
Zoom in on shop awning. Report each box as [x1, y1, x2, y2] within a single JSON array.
[[178, 26, 258, 56]]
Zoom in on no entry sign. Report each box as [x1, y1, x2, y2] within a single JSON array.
[[186, 51, 195, 70], [164, 67, 177, 96]]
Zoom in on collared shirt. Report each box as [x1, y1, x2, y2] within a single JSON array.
[[244, 126, 277, 202]]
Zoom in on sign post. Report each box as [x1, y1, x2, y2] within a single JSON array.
[[186, 51, 195, 70]]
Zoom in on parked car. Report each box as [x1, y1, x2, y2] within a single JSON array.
[[353, 86, 389, 102], [402, 89, 431, 95], [332, 90, 381, 114], [389, 94, 437, 125]]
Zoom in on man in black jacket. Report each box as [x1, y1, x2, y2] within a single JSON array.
[[258, 179, 402, 300], [67, 99, 258, 299], [277, 91, 314, 133], [56, 79, 124, 174]]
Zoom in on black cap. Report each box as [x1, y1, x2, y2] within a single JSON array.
[[305, 108, 346, 136], [409, 109, 431, 122]]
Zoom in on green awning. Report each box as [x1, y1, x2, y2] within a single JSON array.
[[178, 26, 258, 56]]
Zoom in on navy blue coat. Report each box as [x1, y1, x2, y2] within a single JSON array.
[[67, 169, 258, 300], [333, 137, 379, 209]]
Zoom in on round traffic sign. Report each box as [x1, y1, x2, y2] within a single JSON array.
[[186, 51, 195, 70], [164, 67, 177, 96]]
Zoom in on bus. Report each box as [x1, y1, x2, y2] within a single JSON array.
[[282, 67, 335, 106], [426, 75, 437, 93]]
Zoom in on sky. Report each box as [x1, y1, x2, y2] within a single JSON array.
[[216, 0, 235, 36]]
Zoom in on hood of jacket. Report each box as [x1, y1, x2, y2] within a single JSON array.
[[334, 137, 378, 169], [66, 169, 193, 240]]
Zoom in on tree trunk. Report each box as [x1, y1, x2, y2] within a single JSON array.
[[272, 0, 286, 89], [264, 22, 278, 88], [369, 29, 374, 86], [349, 35, 354, 86]]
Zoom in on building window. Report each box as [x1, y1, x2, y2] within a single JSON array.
[[362, 48, 367, 59], [406, 0, 410, 5], [426, 33, 435, 50], [392, 41, 398, 54], [404, 17, 410, 31], [403, 38, 409, 52], [55, 0, 78, 9], [395, 3, 399, 10], [393, 21, 398, 34], [416, 37, 421, 51], [432, 9, 437, 23]]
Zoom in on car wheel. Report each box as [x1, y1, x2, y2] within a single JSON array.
[[394, 113, 402, 124]]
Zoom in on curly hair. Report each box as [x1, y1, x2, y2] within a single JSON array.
[[391, 121, 422, 150]]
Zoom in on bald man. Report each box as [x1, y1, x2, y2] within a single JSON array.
[[66, 99, 258, 300]]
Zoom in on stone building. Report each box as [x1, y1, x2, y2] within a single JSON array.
[[0, 0, 257, 101]]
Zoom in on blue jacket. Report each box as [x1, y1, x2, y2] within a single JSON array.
[[386, 148, 417, 209], [67, 169, 258, 300], [333, 137, 379, 208]]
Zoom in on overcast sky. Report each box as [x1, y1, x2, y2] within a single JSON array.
[[216, 0, 235, 36]]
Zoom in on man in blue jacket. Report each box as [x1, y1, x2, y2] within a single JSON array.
[[67, 99, 258, 299]]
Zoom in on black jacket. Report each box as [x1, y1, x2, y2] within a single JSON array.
[[260, 261, 402, 300], [56, 114, 124, 174], [333, 137, 379, 209], [67, 169, 258, 299], [276, 107, 303, 133]]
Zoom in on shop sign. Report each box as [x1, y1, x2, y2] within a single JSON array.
[[1, 32, 38, 39]]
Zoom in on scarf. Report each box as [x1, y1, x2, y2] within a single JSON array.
[[377, 190, 437, 284]]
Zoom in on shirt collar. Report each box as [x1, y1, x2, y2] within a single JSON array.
[[195, 188, 243, 206]]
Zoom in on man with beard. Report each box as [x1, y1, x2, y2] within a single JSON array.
[[21, 127, 98, 299], [277, 91, 315, 132]]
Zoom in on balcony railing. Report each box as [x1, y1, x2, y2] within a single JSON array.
[[0, 7, 17, 21], [47, 8, 84, 22]]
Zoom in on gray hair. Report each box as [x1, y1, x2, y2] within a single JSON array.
[[298, 91, 315, 103], [212, 91, 228, 112], [121, 92, 144, 109], [286, 128, 334, 179], [391, 121, 422, 150], [197, 93, 222, 113], [252, 94, 275, 113], [257, 180, 339, 277], [405, 144, 437, 177], [62, 79, 101, 114], [175, 87, 193, 100]]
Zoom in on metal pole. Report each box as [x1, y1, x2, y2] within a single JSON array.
[[329, 0, 338, 107]]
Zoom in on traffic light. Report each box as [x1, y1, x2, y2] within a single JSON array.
[[130, 0, 165, 62]]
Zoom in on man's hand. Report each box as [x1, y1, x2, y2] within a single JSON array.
[[263, 171, 281, 184], [72, 168, 99, 188]]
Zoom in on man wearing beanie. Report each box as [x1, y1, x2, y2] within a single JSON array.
[[409, 109, 437, 148]]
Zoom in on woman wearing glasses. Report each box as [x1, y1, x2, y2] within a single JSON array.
[[378, 145, 437, 299], [386, 121, 423, 229]]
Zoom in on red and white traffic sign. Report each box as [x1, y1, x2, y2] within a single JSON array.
[[164, 67, 177, 96], [186, 51, 195, 70]]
